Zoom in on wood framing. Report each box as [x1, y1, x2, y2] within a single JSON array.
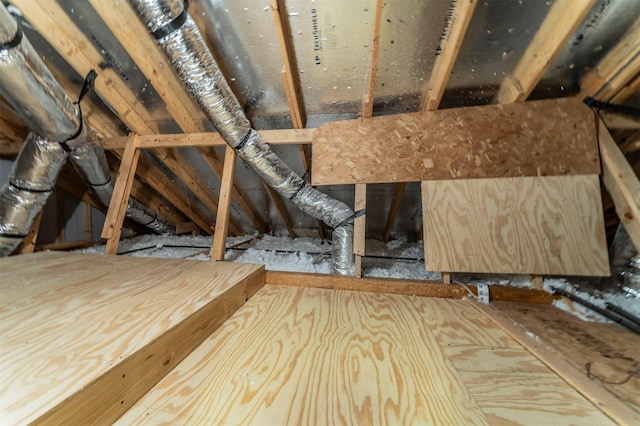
[[599, 118, 640, 251], [421, 0, 477, 111], [265, 271, 559, 304], [383, 181, 406, 243], [17, 211, 43, 255], [581, 17, 640, 101], [421, 175, 609, 276], [101, 134, 141, 255], [212, 146, 237, 261], [495, 0, 595, 103], [312, 98, 600, 185]]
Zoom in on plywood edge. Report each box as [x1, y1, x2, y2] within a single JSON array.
[[467, 299, 640, 426], [34, 266, 265, 425], [265, 271, 559, 304]]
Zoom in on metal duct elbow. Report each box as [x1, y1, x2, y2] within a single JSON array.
[[130, 0, 355, 274]]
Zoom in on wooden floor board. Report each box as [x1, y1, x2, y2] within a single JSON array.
[[0, 252, 264, 425], [118, 286, 489, 425]]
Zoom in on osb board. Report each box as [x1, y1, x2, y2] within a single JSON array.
[[493, 301, 640, 414], [421, 175, 609, 275], [0, 252, 264, 425], [118, 286, 490, 425], [312, 98, 599, 185], [118, 286, 614, 425]]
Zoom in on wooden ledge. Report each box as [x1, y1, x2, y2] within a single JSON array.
[[265, 271, 559, 304]]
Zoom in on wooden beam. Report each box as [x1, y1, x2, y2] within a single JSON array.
[[102, 134, 140, 254], [36, 240, 100, 252], [383, 181, 406, 243], [16, 0, 226, 228], [265, 271, 560, 304], [263, 183, 296, 239], [102, 128, 316, 151], [495, 0, 595, 103], [17, 211, 43, 255], [469, 300, 640, 426], [599, 118, 640, 251], [353, 184, 366, 278], [610, 73, 640, 104], [84, 203, 93, 241], [90, 0, 259, 235], [421, 0, 477, 111], [175, 222, 198, 235], [212, 146, 237, 261], [312, 98, 600, 185], [362, 0, 384, 117], [129, 153, 214, 234], [600, 110, 640, 130], [581, 17, 640, 101]]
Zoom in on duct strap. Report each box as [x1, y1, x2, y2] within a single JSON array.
[[335, 209, 366, 228], [0, 5, 20, 50], [151, 8, 188, 39]]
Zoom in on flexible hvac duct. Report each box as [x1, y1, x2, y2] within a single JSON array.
[[129, 0, 355, 274], [0, 3, 170, 256]]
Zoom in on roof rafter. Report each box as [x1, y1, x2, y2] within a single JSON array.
[[496, 0, 595, 103]]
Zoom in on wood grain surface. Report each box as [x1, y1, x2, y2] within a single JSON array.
[[0, 252, 264, 425], [421, 175, 609, 275], [118, 286, 489, 425], [312, 98, 599, 185], [494, 301, 640, 414], [118, 285, 615, 425]]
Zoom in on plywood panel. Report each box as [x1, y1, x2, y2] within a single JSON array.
[[421, 175, 609, 275], [312, 98, 599, 185], [494, 301, 640, 413], [117, 286, 489, 425], [0, 253, 264, 425]]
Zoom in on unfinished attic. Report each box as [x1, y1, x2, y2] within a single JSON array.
[[1, 0, 640, 423]]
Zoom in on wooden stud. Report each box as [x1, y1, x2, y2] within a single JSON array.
[[610, 73, 640, 104], [212, 146, 237, 261], [383, 181, 406, 243], [495, 0, 595, 103], [175, 222, 198, 235], [600, 110, 640, 130], [84, 203, 93, 241], [263, 183, 296, 239], [531, 275, 544, 290], [468, 300, 640, 426], [101, 134, 140, 254], [354, 184, 367, 278], [442, 272, 451, 285], [18, 211, 43, 255], [581, 17, 640, 101], [421, 0, 477, 112], [599, 118, 640, 251], [126, 153, 214, 234]]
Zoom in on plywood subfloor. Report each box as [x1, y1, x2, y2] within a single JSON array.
[[118, 285, 615, 425], [0, 252, 264, 425]]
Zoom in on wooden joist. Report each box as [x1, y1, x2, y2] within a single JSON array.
[[0, 252, 264, 425], [421, 0, 477, 111], [495, 0, 595, 103], [353, 184, 366, 278], [17, 211, 43, 255], [581, 17, 640, 101], [312, 98, 600, 185], [383, 181, 406, 243], [102, 134, 141, 254], [599, 118, 640, 252], [421, 175, 609, 276]]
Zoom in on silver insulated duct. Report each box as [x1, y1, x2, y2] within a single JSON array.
[[0, 3, 170, 256], [129, 0, 355, 274]]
